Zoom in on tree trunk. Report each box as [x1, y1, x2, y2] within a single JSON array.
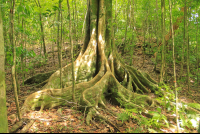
[[10, 0, 22, 121], [196, 7, 199, 87], [0, 5, 8, 133], [67, 0, 75, 102], [186, 3, 190, 91], [169, 0, 179, 132], [160, 0, 166, 84], [57, 0, 62, 89], [21, 0, 158, 125], [122, 0, 130, 55], [129, 0, 135, 66], [35, 0, 47, 59]]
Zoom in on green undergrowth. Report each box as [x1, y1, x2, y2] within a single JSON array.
[[117, 84, 200, 133]]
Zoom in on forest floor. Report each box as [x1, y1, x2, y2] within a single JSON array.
[[5, 35, 200, 133]]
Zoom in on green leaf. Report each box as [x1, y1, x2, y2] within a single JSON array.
[[188, 103, 200, 111], [117, 113, 129, 123], [24, 5, 31, 16], [157, 107, 162, 113], [17, 5, 24, 13], [161, 115, 169, 128], [25, 68, 29, 72], [53, 6, 59, 11], [180, 114, 186, 127]]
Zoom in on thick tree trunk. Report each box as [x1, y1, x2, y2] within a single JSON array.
[[0, 5, 8, 133], [21, 0, 158, 125]]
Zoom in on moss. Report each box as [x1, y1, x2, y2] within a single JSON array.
[[21, 0, 163, 126]]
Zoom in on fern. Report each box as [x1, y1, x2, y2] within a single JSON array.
[[117, 113, 130, 123], [121, 108, 140, 121], [187, 103, 200, 111]]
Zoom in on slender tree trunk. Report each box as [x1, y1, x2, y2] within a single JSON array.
[[147, 4, 151, 54], [74, 0, 78, 44], [122, 0, 130, 55], [52, 12, 57, 65], [129, 0, 135, 66], [140, 8, 149, 69], [35, 0, 47, 60], [39, 13, 46, 59], [169, 0, 179, 132], [186, 4, 190, 90], [24, 22, 27, 78], [141, 20, 146, 69], [115, 0, 117, 34], [154, 0, 159, 72], [82, 9, 87, 36], [56, 0, 63, 89], [67, 0, 75, 102], [196, 7, 199, 87], [60, 0, 63, 54], [0, 5, 8, 133], [21, 17, 25, 85], [181, 5, 186, 79], [10, 0, 22, 121], [160, 0, 166, 84]]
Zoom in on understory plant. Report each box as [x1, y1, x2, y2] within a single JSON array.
[[119, 84, 200, 133]]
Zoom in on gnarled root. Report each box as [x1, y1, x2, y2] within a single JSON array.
[[21, 0, 159, 126]]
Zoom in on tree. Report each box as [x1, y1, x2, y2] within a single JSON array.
[[21, 0, 159, 125], [0, 4, 8, 133], [67, 0, 76, 102], [160, 0, 166, 84], [196, 7, 199, 87], [57, 0, 63, 89], [10, 0, 22, 121], [169, 0, 179, 132], [34, 0, 47, 60]]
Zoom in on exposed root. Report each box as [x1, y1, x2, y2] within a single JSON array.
[[9, 119, 25, 133], [21, 0, 162, 128], [19, 120, 35, 133], [91, 120, 100, 129], [95, 113, 121, 132]]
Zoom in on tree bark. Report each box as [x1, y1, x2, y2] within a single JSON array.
[[169, 0, 179, 132], [35, 0, 47, 59], [186, 2, 190, 90], [10, 0, 22, 121], [0, 5, 8, 133], [57, 0, 62, 89], [196, 7, 199, 87], [21, 0, 159, 125], [67, 0, 75, 102], [160, 0, 165, 84]]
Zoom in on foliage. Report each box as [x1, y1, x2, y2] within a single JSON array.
[[118, 84, 200, 133], [5, 45, 36, 66], [117, 112, 130, 123]]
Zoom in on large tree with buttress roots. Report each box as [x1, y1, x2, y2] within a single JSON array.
[[21, 0, 158, 125]]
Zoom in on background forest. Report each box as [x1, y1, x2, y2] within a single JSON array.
[[0, 0, 200, 133]]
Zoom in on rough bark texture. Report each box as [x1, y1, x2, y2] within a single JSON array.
[[21, 0, 158, 125], [0, 5, 8, 133]]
